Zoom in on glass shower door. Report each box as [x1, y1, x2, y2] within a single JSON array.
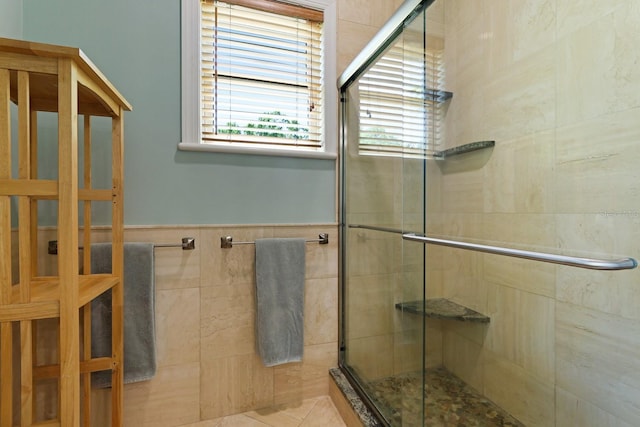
[[339, 3, 431, 425]]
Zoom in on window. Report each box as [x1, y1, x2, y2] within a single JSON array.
[[180, 0, 337, 159], [357, 37, 447, 158]]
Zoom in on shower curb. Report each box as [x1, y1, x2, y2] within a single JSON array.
[[329, 368, 383, 427]]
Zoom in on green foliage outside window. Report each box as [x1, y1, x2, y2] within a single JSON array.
[[218, 111, 309, 139]]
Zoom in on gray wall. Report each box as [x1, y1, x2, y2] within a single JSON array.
[[0, 0, 22, 39], [20, 0, 336, 225]]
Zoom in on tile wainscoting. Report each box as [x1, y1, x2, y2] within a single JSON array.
[[20, 224, 338, 426]]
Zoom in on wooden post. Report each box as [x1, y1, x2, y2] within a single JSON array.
[[28, 108, 38, 425], [82, 114, 93, 427], [0, 66, 13, 427], [110, 109, 125, 426], [17, 70, 34, 427], [57, 58, 80, 427]]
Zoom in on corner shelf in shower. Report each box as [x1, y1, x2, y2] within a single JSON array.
[[395, 298, 490, 323], [433, 140, 495, 160], [426, 88, 453, 102]]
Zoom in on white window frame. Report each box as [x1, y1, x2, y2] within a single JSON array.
[[180, 0, 337, 159]]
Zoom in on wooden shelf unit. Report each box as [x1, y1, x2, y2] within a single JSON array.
[[0, 37, 131, 426]]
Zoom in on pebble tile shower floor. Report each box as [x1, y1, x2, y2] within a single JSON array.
[[365, 367, 524, 426]]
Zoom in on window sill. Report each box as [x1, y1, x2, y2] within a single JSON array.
[[178, 142, 337, 160]]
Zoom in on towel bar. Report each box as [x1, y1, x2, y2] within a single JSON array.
[[221, 233, 329, 249], [48, 237, 196, 255], [347, 225, 636, 271], [402, 233, 637, 271]]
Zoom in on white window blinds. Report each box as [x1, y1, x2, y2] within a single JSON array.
[[201, 0, 323, 149], [358, 41, 446, 157]]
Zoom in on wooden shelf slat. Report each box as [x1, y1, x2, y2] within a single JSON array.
[[78, 188, 112, 201], [11, 274, 119, 309], [0, 301, 59, 321], [34, 357, 114, 380], [0, 180, 112, 200], [0, 179, 57, 196]]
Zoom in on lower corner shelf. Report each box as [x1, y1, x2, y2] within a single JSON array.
[[395, 298, 490, 323]]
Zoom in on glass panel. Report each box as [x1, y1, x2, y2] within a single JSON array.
[[342, 75, 401, 423], [398, 8, 427, 426], [340, 4, 430, 426], [342, 1, 640, 426]]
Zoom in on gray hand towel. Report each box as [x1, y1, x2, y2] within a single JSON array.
[[90, 242, 156, 388], [255, 238, 306, 367]]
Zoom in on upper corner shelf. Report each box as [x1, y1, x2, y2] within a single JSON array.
[[433, 140, 495, 160], [426, 88, 453, 102]]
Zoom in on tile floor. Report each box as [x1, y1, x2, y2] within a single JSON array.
[[179, 396, 347, 427]]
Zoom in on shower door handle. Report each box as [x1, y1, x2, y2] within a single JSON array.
[[402, 233, 637, 271]]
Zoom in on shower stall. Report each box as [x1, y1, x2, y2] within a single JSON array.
[[338, 0, 640, 426]]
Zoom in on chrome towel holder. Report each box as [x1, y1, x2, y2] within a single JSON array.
[[48, 237, 196, 255], [221, 233, 329, 249]]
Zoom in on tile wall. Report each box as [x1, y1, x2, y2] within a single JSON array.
[[127, 224, 337, 426], [19, 224, 337, 426], [430, 1, 640, 426], [336, 0, 406, 73]]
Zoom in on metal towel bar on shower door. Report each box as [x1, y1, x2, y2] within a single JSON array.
[[402, 233, 637, 271]]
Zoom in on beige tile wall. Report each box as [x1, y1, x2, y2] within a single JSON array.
[[337, 0, 405, 74], [14, 224, 337, 426], [435, 0, 640, 426]]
